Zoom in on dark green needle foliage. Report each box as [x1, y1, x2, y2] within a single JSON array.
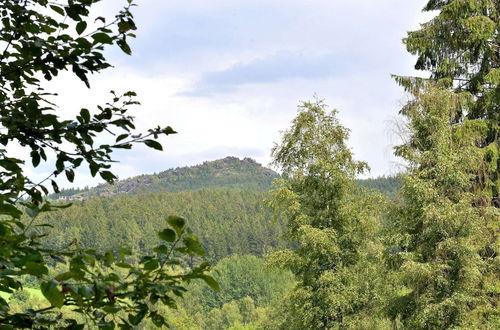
[[387, 85, 499, 329], [396, 0, 499, 206], [388, 0, 499, 328]]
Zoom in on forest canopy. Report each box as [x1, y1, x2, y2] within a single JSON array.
[[0, 0, 498, 329]]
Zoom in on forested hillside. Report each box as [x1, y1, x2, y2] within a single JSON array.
[[53, 156, 400, 199], [2, 0, 497, 328], [41, 157, 400, 263], [53, 157, 279, 199], [39, 189, 285, 261]]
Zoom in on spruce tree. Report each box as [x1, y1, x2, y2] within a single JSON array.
[[388, 85, 499, 328], [397, 0, 499, 206], [388, 0, 499, 327]]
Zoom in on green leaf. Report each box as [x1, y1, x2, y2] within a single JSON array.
[[128, 307, 147, 326], [144, 139, 163, 151], [184, 236, 205, 256], [72, 65, 90, 88], [0, 202, 22, 218], [76, 21, 87, 35], [102, 305, 120, 314], [116, 134, 128, 142], [50, 5, 65, 16], [41, 280, 64, 308], [51, 203, 73, 209], [0, 223, 6, 236], [78, 286, 93, 298], [115, 262, 132, 269], [80, 108, 91, 122], [51, 180, 60, 193], [65, 169, 75, 183], [31, 150, 41, 167], [117, 39, 131, 55], [166, 216, 185, 234], [56, 157, 65, 172], [25, 262, 49, 276], [151, 312, 165, 327], [0, 158, 22, 172], [92, 32, 113, 44], [200, 275, 221, 291], [158, 229, 176, 242], [89, 162, 99, 177], [153, 245, 170, 254], [143, 260, 159, 271], [55, 272, 77, 281], [100, 171, 117, 182], [163, 126, 177, 135]]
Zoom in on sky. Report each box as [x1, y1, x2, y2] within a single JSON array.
[[26, 0, 432, 188]]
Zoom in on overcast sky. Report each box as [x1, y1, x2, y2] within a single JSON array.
[[28, 0, 432, 188]]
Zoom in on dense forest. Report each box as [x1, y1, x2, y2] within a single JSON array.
[[41, 188, 285, 261], [0, 0, 498, 329], [14, 157, 398, 329]]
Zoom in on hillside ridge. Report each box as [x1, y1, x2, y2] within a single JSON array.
[[56, 156, 279, 199], [54, 156, 401, 200]]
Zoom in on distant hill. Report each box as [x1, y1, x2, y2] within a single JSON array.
[[52, 156, 401, 199], [53, 157, 279, 199]]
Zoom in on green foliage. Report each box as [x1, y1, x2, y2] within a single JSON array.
[[159, 254, 293, 330], [405, 0, 498, 101], [0, 0, 176, 210], [0, 0, 214, 328], [265, 100, 389, 329], [0, 211, 214, 328], [399, 0, 499, 206], [36, 189, 285, 261], [356, 175, 402, 198], [387, 86, 499, 328], [51, 157, 399, 199], [56, 157, 279, 198], [185, 255, 294, 312], [389, 1, 499, 327]]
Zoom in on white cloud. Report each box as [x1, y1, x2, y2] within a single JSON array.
[[17, 0, 432, 189]]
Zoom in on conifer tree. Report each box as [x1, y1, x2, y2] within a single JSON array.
[[397, 0, 499, 206], [388, 84, 499, 329], [388, 0, 499, 327]]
